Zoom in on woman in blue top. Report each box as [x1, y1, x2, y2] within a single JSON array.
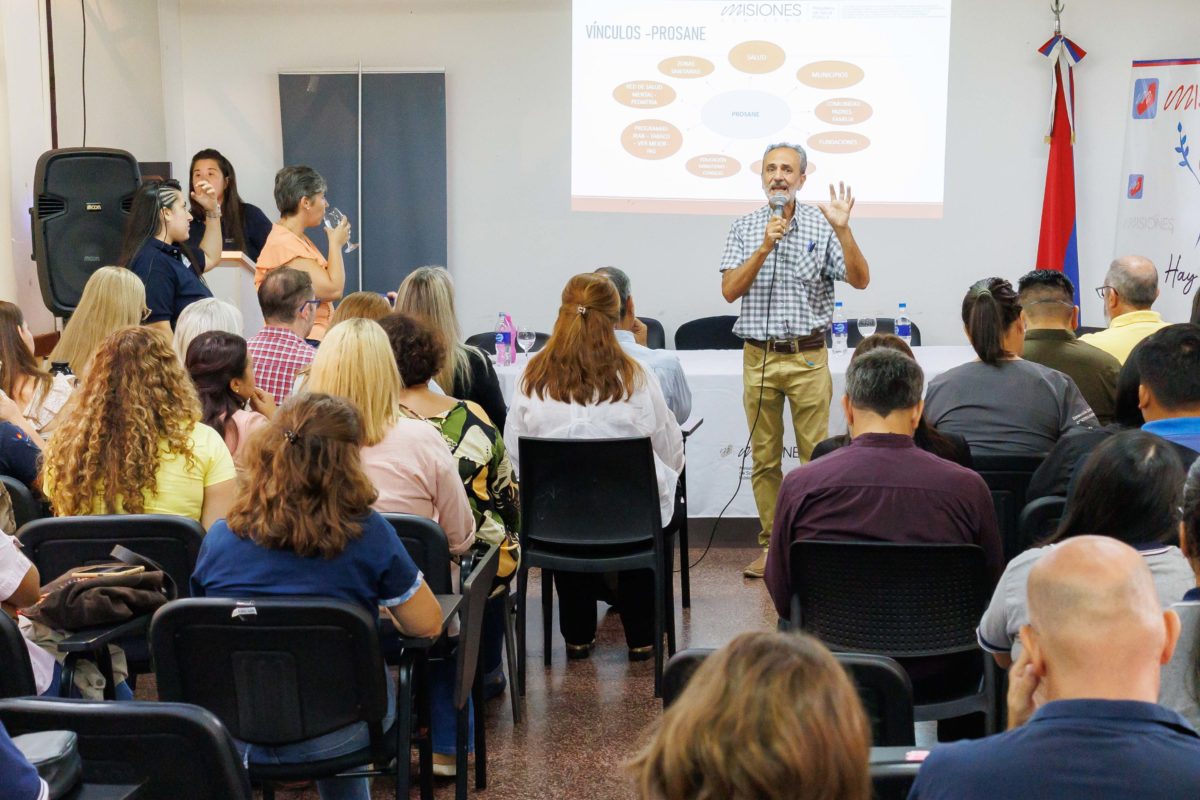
[[192, 392, 441, 800], [119, 178, 221, 333], [186, 149, 273, 262]]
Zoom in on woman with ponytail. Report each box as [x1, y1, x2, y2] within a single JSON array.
[[924, 277, 1097, 456], [504, 273, 684, 661]]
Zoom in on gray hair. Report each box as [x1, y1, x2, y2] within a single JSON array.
[[173, 298, 243, 362], [595, 266, 631, 318], [1105, 256, 1158, 308], [273, 165, 328, 216], [844, 349, 924, 416], [762, 142, 808, 173]]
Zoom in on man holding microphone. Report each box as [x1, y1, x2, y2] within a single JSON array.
[[720, 143, 870, 578]]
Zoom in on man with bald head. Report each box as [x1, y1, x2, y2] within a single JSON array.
[[1080, 255, 1169, 363], [910, 537, 1200, 798]]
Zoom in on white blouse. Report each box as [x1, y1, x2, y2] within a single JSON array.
[[504, 368, 684, 526]]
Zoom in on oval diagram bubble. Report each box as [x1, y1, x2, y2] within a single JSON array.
[[613, 80, 677, 109], [702, 91, 791, 139], [814, 98, 873, 125], [797, 61, 865, 89], [729, 41, 786, 74], [658, 55, 715, 79], [686, 154, 741, 179], [806, 131, 871, 154], [621, 120, 684, 160]]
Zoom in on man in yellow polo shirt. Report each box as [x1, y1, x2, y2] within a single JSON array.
[[1080, 255, 1169, 364]]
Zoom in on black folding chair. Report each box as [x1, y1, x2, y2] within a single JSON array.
[[973, 454, 1047, 562], [674, 315, 741, 350], [0, 612, 37, 698], [0, 697, 252, 799], [516, 436, 674, 697], [0, 475, 47, 531], [1018, 495, 1067, 549], [448, 544, 499, 798], [639, 317, 666, 350], [789, 540, 997, 734]]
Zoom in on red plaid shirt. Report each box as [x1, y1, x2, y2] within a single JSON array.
[[246, 326, 316, 404]]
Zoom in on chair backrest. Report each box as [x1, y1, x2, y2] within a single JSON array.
[[0, 697, 252, 799], [518, 437, 661, 551], [0, 476, 46, 532], [454, 544, 500, 710], [150, 598, 389, 756], [972, 454, 1046, 562], [19, 515, 204, 596], [673, 315, 741, 350], [639, 317, 666, 350], [1075, 325, 1105, 336], [381, 513, 453, 595], [0, 613, 37, 699], [465, 331, 549, 355], [1018, 495, 1067, 551], [790, 540, 991, 658], [823, 318, 923, 348], [661, 647, 915, 747], [837, 654, 915, 747]]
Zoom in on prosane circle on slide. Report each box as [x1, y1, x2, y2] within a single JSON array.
[[701, 91, 791, 139]]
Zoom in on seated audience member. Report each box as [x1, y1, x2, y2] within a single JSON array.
[[910, 537, 1200, 799], [627, 631, 871, 800], [924, 277, 1096, 456], [186, 148, 272, 262], [395, 266, 508, 432], [42, 327, 236, 529], [190, 393, 442, 800], [1080, 255, 1170, 363], [171, 297, 243, 362], [1161, 458, 1200, 729], [246, 266, 318, 404], [329, 291, 392, 329], [1018, 269, 1121, 424], [978, 430, 1193, 668], [0, 719, 47, 800], [810, 334, 971, 468], [0, 302, 71, 443], [48, 266, 146, 377], [307, 318, 474, 555], [765, 348, 1002, 620], [0, 411, 40, 490], [505, 274, 684, 661], [119, 178, 218, 332], [1136, 324, 1200, 458], [254, 166, 349, 343], [0, 531, 56, 696], [1026, 348, 1145, 500], [594, 266, 692, 424], [185, 331, 275, 467]]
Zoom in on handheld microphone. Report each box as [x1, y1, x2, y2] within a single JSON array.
[[769, 193, 788, 217]]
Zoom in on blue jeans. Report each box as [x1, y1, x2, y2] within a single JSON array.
[[237, 673, 397, 800]]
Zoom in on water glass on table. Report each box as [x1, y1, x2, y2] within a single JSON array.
[[517, 327, 537, 360], [857, 315, 877, 339]]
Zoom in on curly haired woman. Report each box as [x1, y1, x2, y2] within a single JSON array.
[[42, 326, 236, 529]]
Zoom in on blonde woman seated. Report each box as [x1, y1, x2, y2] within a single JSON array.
[[328, 291, 392, 330], [307, 318, 474, 556], [172, 297, 243, 363], [504, 273, 684, 661], [43, 327, 236, 529], [627, 631, 871, 800], [48, 266, 146, 378], [0, 302, 72, 443]]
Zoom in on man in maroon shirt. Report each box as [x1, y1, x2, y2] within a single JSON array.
[[764, 348, 1003, 620]]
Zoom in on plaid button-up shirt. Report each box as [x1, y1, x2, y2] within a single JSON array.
[[246, 326, 316, 404], [719, 203, 847, 340]]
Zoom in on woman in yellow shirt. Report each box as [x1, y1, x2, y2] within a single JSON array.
[[42, 327, 236, 529]]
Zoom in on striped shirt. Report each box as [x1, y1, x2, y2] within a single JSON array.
[[719, 203, 847, 340]]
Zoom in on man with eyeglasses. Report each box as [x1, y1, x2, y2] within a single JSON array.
[[246, 266, 319, 404], [1018, 270, 1121, 424], [1080, 255, 1170, 364]]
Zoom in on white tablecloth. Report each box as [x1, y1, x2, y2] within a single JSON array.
[[495, 346, 977, 518]]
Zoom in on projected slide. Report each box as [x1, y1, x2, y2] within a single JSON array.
[[571, 1, 952, 217]]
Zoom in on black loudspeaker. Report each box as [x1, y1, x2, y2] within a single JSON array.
[[30, 147, 141, 317]]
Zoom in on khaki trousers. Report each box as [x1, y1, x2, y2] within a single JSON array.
[[742, 343, 832, 547]]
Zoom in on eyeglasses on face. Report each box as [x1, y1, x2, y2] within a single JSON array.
[[1094, 285, 1117, 300]]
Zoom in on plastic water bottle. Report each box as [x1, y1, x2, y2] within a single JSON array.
[[831, 301, 848, 354], [896, 302, 912, 346], [494, 312, 514, 366]]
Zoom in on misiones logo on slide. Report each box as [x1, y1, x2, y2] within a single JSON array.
[[1133, 78, 1159, 119]]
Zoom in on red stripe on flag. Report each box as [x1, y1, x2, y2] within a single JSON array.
[[1036, 61, 1078, 276]]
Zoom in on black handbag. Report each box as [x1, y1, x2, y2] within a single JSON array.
[[13, 730, 83, 799]]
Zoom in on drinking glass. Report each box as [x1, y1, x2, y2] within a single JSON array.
[[323, 206, 360, 254], [857, 315, 877, 339], [517, 327, 537, 359]]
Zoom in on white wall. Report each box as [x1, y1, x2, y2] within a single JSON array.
[[10, 0, 1200, 341]]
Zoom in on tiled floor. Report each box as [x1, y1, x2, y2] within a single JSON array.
[[138, 532, 777, 799]]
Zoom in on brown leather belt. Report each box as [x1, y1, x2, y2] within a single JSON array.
[[745, 333, 826, 353]]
